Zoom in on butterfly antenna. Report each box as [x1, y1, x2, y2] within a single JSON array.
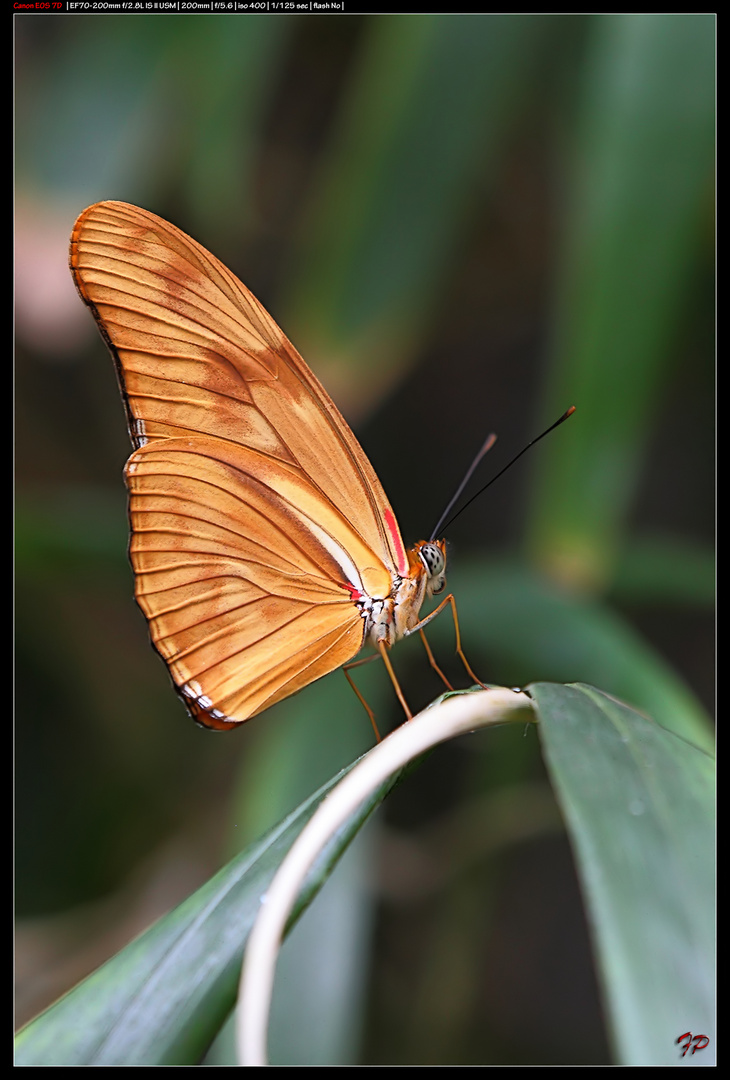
[[431, 406, 576, 539], [429, 433, 498, 542]]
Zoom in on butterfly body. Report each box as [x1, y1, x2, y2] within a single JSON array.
[[70, 202, 450, 730], [353, 538, 446, 646]]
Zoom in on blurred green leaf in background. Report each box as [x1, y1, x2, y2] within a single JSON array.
[[15, 685, 713, 1066], [15, 11, 713, 1065]]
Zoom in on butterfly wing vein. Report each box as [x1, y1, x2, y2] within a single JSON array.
[[70, 202, 406, 726]]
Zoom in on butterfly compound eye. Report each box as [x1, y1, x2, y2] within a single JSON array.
[[419, 541, 446, 594]]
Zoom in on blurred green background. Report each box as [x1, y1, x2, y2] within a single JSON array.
[[15, 12, 714, 1065]]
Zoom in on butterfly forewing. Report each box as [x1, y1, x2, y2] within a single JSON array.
[[70, 201, 407, 726]]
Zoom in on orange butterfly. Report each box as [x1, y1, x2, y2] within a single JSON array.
[[69, 202, 478, 733]]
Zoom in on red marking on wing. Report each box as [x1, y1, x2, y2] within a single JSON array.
[[384, 509, 407, 576], [341, 582, 363, 602]]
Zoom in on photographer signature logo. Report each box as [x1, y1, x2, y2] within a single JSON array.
[[676, 1032, 710, 1058]]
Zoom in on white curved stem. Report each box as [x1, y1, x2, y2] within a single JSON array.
[[237, 687, 535, 1066]]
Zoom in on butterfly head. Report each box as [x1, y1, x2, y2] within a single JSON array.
[[413, 539, 447, 597]]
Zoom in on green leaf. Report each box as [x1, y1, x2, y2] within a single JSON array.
[[610, 535, 715, 607], [14, 762, 402, 1066], [282, 13, 545, 410], [17, 683, 713, 1065], [15, 488, 129, 575], [530, 682, 715, 1066], [529, 13, 715, 589], [170, 15, 293, 246], [443, 559, 714, 753]]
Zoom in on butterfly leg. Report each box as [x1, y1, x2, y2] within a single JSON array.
[[377, 640, 413, 721], [408, 594, 487, 691], [444, 593, 487, 689], [418, 629, 454, 692], [344, 642, 414, 734], [343, 654, 382, 741]]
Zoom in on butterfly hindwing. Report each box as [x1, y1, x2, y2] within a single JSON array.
[[70, 201, 407, 726]]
